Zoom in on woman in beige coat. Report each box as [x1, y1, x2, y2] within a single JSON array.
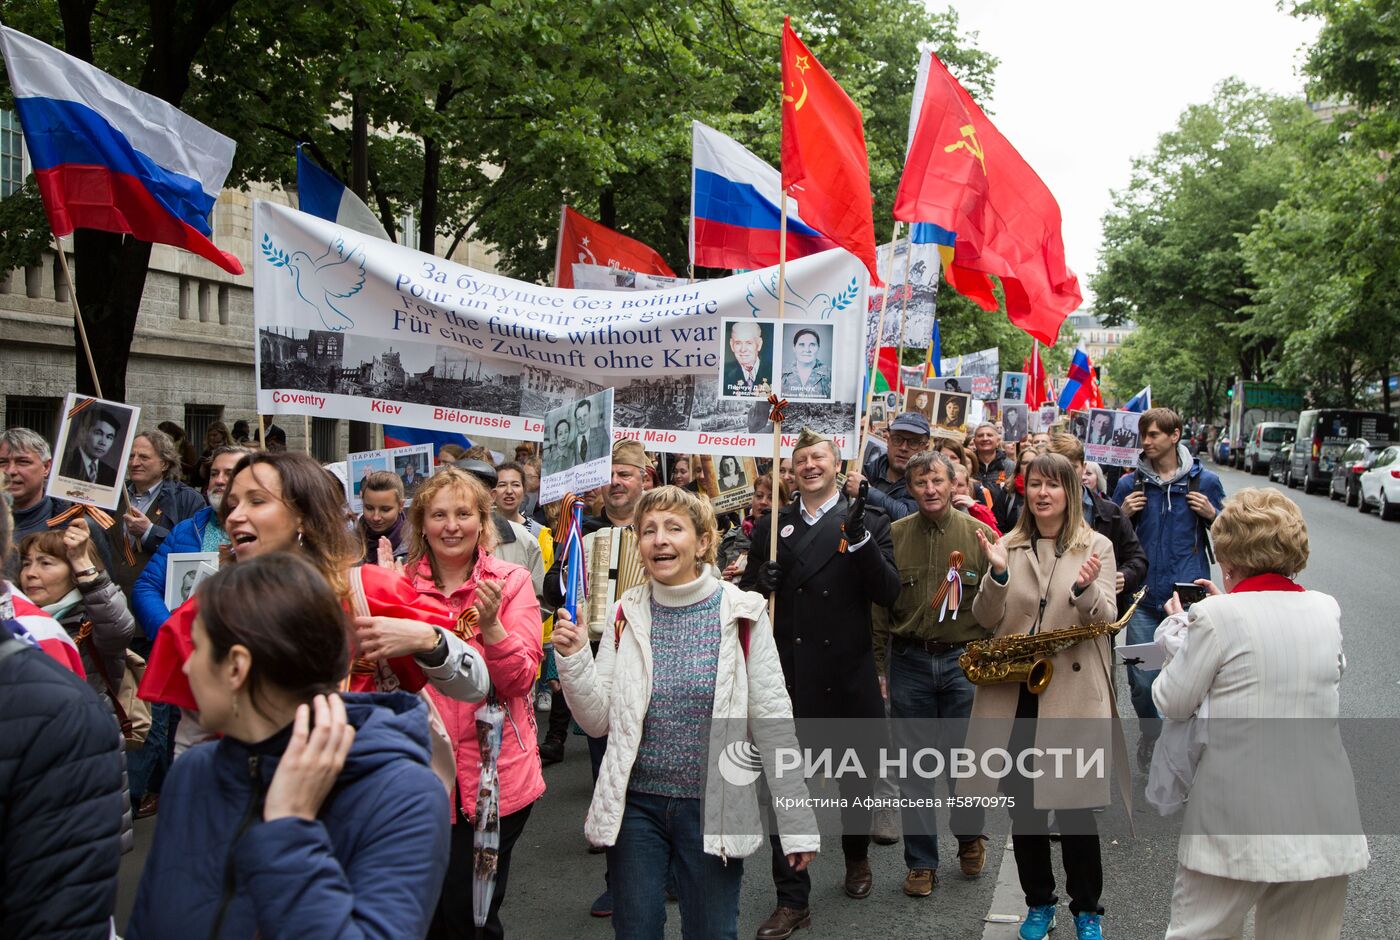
[[1155, 488, 1367, 939], [967, 453, 1119, 940]]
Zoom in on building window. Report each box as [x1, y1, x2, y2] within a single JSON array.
[[311, 417, 338, 462], [1, 109, 24, 198], [52, 252, 70, 303], [5, 396, 61, 446], [184, 404, 224, 452]]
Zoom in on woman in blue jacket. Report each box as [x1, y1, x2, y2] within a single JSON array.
[[127, 553, 450, 939]]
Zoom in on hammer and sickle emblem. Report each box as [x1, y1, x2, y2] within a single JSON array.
[[944, 124, 987, 175], [783, 54, 811, 111]]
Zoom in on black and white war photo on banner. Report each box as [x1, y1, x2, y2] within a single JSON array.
[[47, 393, 142, 511]]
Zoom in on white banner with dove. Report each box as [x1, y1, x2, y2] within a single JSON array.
[[253, 201, 869, 457]]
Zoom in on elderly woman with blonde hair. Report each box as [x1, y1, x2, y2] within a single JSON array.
[[553, 485, 817, 940], [1155, 488, 1368, 940]]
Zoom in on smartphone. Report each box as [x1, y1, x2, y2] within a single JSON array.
[[1174, 581, 1209, 608]]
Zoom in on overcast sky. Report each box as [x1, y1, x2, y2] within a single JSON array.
[[939, 1, 1321, 308]]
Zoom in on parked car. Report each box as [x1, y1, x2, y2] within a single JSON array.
[[1242, 422, 1295, 476], [1291, 409, 1400, 495], [1329, 439, 1388, 506], [1269, 441, 1295, 484], [1358, 445, 1400, 520], [1214, 436, 1232, 466]]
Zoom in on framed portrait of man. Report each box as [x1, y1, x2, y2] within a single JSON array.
[[718, 319, 775, 400], [904, 386, 938, 422], [1001, 403, 1029, 442], [1000, 372, 1027, 403], [46, 393, 142, 512]]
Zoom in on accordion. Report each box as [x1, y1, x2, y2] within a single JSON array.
[[586, 526, 645, 635]]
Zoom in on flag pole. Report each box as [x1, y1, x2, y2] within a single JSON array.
[[53, 236, 103, 399], [768, 192, 790, 624], [854, 222, 901, 478]]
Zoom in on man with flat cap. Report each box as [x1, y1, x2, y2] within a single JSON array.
[[742, 427, 900, 938], [844, 411, 930, 521]]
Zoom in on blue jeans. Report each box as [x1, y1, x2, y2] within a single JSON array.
[[888, 642, 984, 871], [1125, 605, 1164, 740], [608, 790, 743, 940]]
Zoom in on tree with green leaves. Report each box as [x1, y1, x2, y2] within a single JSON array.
[[1092, 79, 1314, 419], [1, 0, 1010, 401]]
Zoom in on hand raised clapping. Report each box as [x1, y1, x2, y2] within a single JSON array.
[[1075, 553, 1101, 591], [976, 529, 1008, 576]]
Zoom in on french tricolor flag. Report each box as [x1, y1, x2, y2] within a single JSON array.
[[0, 26, 242, 274], [690, 120, 838, 270]]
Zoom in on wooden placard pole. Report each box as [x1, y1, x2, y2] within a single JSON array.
[[52, 236, 103, 399], [853, 222, 902, 476], [767, 192, 791, 623]]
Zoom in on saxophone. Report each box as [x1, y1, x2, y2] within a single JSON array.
[[959, 590, 1145, 694]]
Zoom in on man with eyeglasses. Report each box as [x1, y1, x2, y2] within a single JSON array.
[[844, 411, 930, 521]]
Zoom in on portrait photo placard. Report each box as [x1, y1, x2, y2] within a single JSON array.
[[718, 319, 775, 401], [931, 391, 970, 441], [1084, 408, 1140, 467], [1000, 372, 1028, 403], [778, 321, 835, 403], [164, 551, 220, 611], [708, 455, 759, 513], [344, 443, 434, 512], [1035, 403, 1060, 433], [904, 386, 939, 423], [1001, 402, 1029, 443], [46, 393, 142, 512], [937, 376, 975, 396], [540, 387, 615, 504], [1069, 410, 1090, 443]]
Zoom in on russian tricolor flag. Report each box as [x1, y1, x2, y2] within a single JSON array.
[[0, 26, 242, 273], [690, 120, 837, 270], [1124, 386, 1152, 413], [1057, 346, 1103, 411], [296, 144, 391, 240], [383, 424, 473, 456]]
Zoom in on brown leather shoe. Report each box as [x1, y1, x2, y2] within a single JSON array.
[[843, 858, 873, 899], [902, 867, 936, 897], [957, 834, 988, 877], [755, 906, 811, 939], [135, 793, 159, 820]]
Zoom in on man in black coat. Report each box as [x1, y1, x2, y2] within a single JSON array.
[[741, 427, 900, 938], [1049, 434, 1148, 615], [0, 595, 125, 939]]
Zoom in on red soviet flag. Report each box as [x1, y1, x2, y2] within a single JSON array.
[[894, 52, 1081, 345], [780, 19, 881, 286], [553, 205, 676, 289]]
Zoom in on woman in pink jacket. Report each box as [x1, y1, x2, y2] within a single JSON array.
[[405, 468, 544, 940]]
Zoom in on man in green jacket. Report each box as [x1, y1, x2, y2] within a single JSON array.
[[873, 450, 996, 899]]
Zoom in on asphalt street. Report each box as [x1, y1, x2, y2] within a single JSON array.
[[113, 463, 1400, 938]]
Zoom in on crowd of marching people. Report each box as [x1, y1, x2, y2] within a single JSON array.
[[0, 404, 1368, 940]]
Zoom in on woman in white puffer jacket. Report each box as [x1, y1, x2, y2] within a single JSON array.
[[554, 485, 818, 940]]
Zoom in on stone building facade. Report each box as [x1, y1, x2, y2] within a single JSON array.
[[2, 177, 501, 464]]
